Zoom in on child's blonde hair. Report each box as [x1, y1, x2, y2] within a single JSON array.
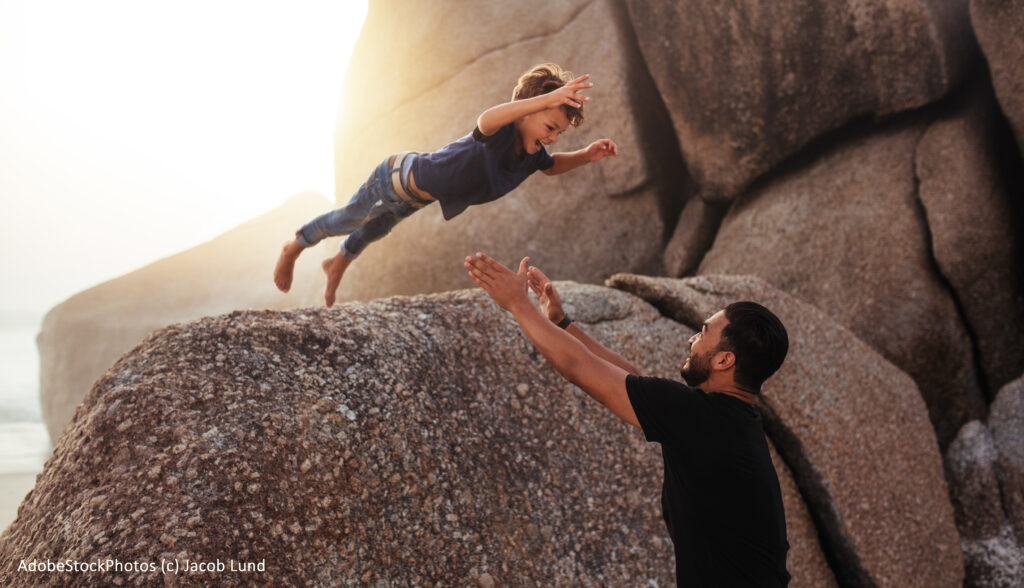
[[512, 63, 584, 127]]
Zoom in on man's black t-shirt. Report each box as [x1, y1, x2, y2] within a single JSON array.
[[626, 375, 790, 587]]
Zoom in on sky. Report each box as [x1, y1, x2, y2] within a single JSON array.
[[0, 0, 368, 313]]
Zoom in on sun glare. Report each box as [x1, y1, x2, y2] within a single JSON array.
[[0, 1, 368, 311]]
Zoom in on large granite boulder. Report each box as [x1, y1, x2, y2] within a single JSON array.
[[662, 196, 728, 278], [696, 115, 986, 447], [768, 441, 838, 588], [989, 375, 1024, 547], [946, 421, 1024, 587], [916, 78, 1024, 393], [971, 0, 1024, 154], [324, 0, 685, 305], [37, 192, 329, 443], [5, 284, 844, 585], [625, 0, 978, 200], [608, 273, 964, 587], [6, 286, 683, 585]]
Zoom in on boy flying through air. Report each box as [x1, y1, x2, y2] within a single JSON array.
[[274, 63, 618, 307]]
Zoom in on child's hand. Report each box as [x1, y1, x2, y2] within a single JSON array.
[[547, 74, 593, 109], [584, 138, 618, 162]]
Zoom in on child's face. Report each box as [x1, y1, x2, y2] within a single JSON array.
[[515, 106, 571, 155]]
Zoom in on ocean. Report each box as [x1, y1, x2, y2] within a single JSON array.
[[0, 310, 52, 512]]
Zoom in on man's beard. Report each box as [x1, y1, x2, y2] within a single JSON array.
[[680, 347, 713, 387]]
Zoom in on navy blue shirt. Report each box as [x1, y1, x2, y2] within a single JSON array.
[[626, 375, 790, 587], [410, 123, 555, 220]]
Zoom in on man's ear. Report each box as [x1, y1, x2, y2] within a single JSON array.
[[713, 350, 736, 372]]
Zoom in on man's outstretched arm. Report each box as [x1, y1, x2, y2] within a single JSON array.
[[526, 265, 643, 376], [465, 252, 640, 429]]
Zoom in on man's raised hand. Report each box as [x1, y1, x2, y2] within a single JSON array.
[[464, 252, 532, 313], [527, 266, 566, 323]]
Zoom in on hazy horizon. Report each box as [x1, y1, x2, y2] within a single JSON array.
[[0, 1, 367, 313]]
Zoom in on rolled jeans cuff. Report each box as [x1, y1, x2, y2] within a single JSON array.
[[295, 230, 314, 248], [340, 240, 360, 261]]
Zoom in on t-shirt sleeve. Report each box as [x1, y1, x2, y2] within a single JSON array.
[[626, 374, 707, 444], [536, 147, 555, 170], [473, 123, 510, 143]]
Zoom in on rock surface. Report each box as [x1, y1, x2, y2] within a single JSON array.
[[37, 192, 329, 443], [607, 273, 964, 587], [8, 286, 690, 585], [916, 79, 1024, 393], [662, 196, 728, 278], [988, 375, 1024, 547], [768, 442, 838, 588], [971, 0, 1024, 154], [946, 421, 1024, 587], [624, 0, 977, 199], [696, 115, 986, 447], [325, 0, 684, 305], [6, 284, 847, 585]]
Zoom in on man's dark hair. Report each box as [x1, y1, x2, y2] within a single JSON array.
[[718, 301, 789, 393]]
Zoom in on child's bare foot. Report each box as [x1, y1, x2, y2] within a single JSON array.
[[321, 253, 352, 308], [274, 240, 305, 292]]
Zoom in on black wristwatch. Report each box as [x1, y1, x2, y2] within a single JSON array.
[[556, 314, 574, 329]]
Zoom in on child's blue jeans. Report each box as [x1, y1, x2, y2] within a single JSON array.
[[296, 154, 424, 259]]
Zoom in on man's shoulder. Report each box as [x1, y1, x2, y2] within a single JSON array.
[[626, 375, 710, 445], [627, 374, 696, 395], [626, 375, 705, 413]]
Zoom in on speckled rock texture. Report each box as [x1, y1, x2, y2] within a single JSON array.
[[5, 282, 852, 585], [767, 442, 838, 588], [696, 115, 986, 448], [971, 0, 1024, 154], [916, 78, 1024, 393], [326, 0, 684, 306], [37, 192, 330, 443], [607, 273, 964, 587], [945, 421, 1024, 587], [988, 376, 1024, 547], [6, 285, 693, 586], [624, 0, 977, 200]]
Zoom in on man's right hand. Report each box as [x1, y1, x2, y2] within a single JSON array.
[[527, 266, 566, 324]]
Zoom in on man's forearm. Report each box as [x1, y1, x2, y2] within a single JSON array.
[[509, 301, 639, 427], [509, 301, 592, 384], [565, 323, 642, 376]]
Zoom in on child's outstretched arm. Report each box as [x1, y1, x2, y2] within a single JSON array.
[[542, 138, 618, 175], [476, 74, 592, 136]]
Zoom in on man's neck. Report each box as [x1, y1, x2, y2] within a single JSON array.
[[715, 388, 758, 404], [700, 379, 758, 404]]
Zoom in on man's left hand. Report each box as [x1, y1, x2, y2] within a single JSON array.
[[465, 252, 532, 313]]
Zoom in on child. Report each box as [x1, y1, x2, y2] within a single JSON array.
[[274, 63, 618, 307]]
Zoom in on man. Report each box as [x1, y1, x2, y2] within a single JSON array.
[[464, 252, 791, 586]]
